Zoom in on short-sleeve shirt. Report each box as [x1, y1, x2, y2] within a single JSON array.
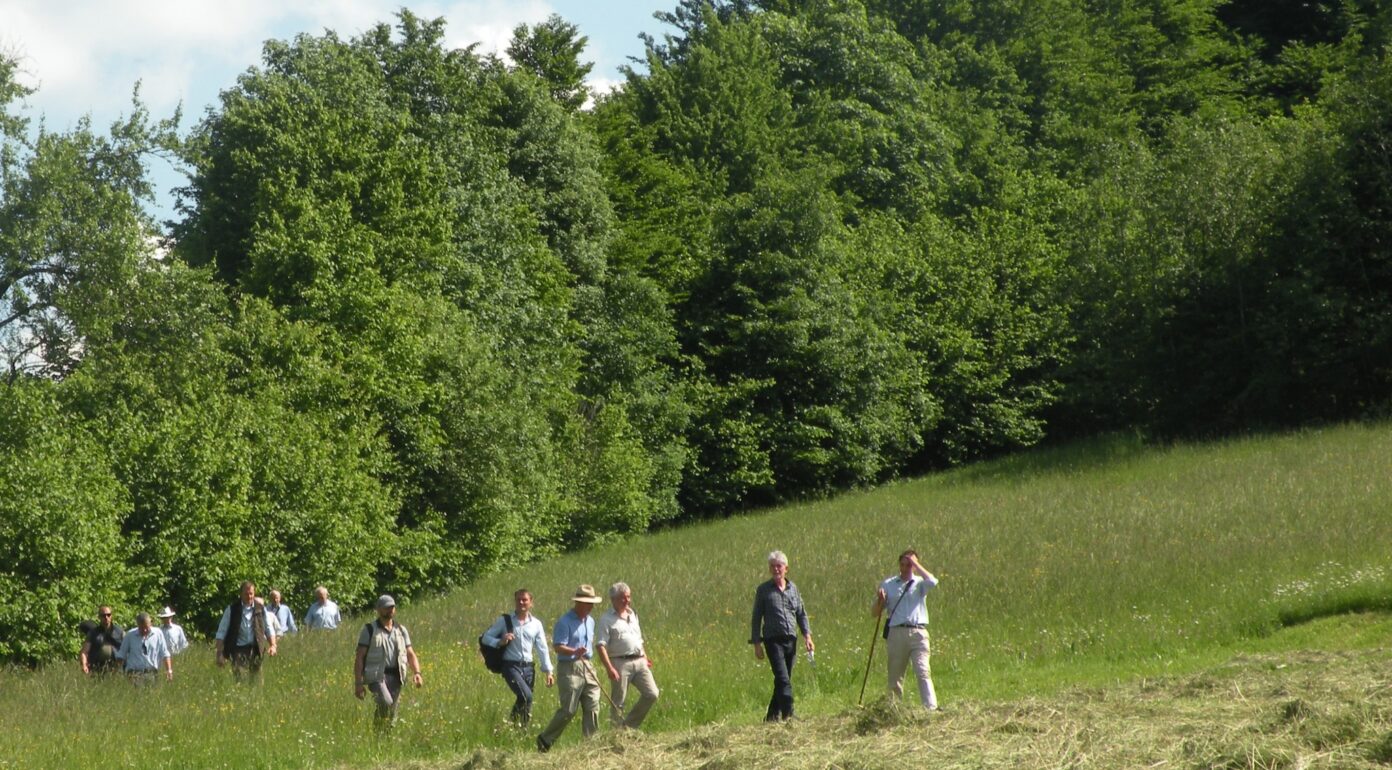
[[86, 625, 125, 667], [880, 574, 938, 627], [552, 610, 594, 662], [160, 623, 189, 655], [115, 628, 170, 671], [357, 622, 412, 669], [595, 609, 645, 658]]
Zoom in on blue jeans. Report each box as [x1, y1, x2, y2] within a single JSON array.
[[763, 636, 797, 721], [502, 661, 536, 724]]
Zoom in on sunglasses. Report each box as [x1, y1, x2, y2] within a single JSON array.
[[99, 613, 112, 618]]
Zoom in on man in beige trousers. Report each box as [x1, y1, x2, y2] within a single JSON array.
[[596, 582, 659, 729], [871, 549, 939, 710]]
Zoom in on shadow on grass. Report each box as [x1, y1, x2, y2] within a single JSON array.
[[938, 432, 1153, 487]]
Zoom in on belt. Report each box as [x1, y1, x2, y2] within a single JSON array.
[[891, 623, 927, 629], [614, 652, 645, 659]]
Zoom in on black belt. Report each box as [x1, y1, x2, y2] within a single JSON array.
[[891, 623, 927, 629], [614, 652, 645, 659]]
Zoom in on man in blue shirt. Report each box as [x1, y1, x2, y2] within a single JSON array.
[[536, 585, 603, 752], [482, 588, 554, 726], [304, 586, 341, 630], [267, 589, 298, 636], [872, 549, 940, 710], [115, 612, 173, 685]]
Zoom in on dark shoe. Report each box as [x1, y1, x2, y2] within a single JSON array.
[[536, 735, 550, 753]]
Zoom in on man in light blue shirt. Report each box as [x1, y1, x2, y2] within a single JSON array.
[[536, 585, 603, 752], [215, 581, 276, 684], [115, 612, 173, 684], [267, 590, 298, 636], [483, 588, 555, 726], [304, 586, 342, 630], [157, 607, 189, 655], [871, 549, 940, 710]]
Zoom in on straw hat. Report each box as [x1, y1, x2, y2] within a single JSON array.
[[157, 606, 176, 618], [571, 584, 602, 604]]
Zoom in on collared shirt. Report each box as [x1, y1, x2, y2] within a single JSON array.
[[160, 623, 189, 655], [304, 600, 341, 630], [483, 613, 553, 673], [268, 603, 297, 635], [214, 602, 260, 646], [552, 610, 594, 661], [751, 579, 811, 643], [595, 608, 645, 658], [357, 621, 412, 668], [881, 573, 938, 627], [115, 628, 170, 671]]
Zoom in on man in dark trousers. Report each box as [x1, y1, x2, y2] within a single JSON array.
[[482, 588, 554, 726], [215, 581, 277, 683], [79, 605, 124, 675]]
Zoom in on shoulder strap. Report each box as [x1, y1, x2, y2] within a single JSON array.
[[504, 613, 514, 632], [886, 578, 916, 620]]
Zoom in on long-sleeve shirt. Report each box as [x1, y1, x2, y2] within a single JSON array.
[[215, 602, 262, 646], [268, 603, 297, 635], [552, 610, 595, 662], [750, 579, 811, 643], [160, 623, 189, 655], [115, 628, 170, 671], [482, 614, 553, 673]]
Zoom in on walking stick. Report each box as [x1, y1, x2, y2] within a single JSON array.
[[579, 659, 623, 713], [857, 604, 884, 706]]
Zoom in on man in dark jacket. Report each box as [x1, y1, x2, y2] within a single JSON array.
[[79, 605, 124, 675], [214, 581, 277, 683]]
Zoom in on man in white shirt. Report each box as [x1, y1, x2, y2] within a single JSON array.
[[871, 549, 940, 710], [595, 582, 659, 729], [267, 589, 298, 636], [115, 612, 173, 685], [482, 588, 555, 726], [157, 607, 189, 655]]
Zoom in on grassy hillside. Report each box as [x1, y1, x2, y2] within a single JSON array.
[[2, 423, 1390, 768]]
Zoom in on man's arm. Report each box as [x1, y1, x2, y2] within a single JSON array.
[[79, 640, 91, 674], [284, 608, 298, 634], [353, 645, 368, 699], [910, 554, 936, 583], [872, 582, 887, 618], [406, 646, 423, 687], [214, 607, 230, 667]]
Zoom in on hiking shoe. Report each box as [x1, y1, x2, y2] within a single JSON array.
[[536, 735, 550, 753]]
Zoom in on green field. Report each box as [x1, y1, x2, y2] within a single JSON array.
[[3, 423, 1390, 769]]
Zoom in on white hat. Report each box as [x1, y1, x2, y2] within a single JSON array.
[[157, 606, 176, 618]]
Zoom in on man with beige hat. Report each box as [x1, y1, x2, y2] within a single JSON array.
[[156, 606, 189, 655], [536, 584, 603, 752]]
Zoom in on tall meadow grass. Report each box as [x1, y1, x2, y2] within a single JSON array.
[[2, 422, 1389, 768]]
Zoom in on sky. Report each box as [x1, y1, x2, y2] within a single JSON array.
[[1, 0, 676, 219]]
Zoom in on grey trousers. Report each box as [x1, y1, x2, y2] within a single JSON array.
[[538, 659, 600, 747], [371, 670, 404, 727], [609, 656, 659, 729]]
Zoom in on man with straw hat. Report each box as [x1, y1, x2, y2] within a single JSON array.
[[156, 606, 188, 656], [536, 584, 604, 752]]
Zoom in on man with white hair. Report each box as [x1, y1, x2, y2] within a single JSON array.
[[266, 589, 298, 636], [596, 582, 659, 729], [303, 586, 341, 630], [750, 550, 814, 721]]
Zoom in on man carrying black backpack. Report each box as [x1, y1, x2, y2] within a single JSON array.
[[481, 588, 554, 726]]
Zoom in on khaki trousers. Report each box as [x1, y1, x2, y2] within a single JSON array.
[[886, 626, 937, 709], [609, 656, 659, 729], [538, 659, 601, 747]]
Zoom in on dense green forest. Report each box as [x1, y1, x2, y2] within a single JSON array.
[[1, 0, 1389, 663]]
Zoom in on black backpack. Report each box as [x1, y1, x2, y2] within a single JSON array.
[[479, 614, 514, 673]]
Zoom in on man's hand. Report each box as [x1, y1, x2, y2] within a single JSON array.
[[412, 672, 423, 688], [355, 683, 366, 700], [216, 653, 225, 668], [753, 644, 764, 661], [501, 632, 515, 644], [572, 646, 587, 658], [165, 670, 174, 682], [606, 666, 620, 681], [545, 672, 556, 688], [877, 587, 887, 603], [804, 636, 815, 654], [646, 656, 654, 669], [267, 643, 278, 657]]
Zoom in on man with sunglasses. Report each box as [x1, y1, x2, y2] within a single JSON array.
[[79, 605, 124, 676], [114, 612, 173, 685]]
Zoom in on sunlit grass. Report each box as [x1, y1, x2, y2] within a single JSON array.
[[1, 422, 1389, 768]]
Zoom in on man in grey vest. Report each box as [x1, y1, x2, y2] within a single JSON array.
[[354, 595, 423, 729]]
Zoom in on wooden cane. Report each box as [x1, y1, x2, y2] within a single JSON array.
[[857, 604, 884, 706]]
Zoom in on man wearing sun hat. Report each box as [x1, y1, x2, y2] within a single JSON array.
[[156, 606, 189, 656], [536, 584, 604, 752]]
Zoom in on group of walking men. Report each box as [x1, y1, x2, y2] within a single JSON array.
[[76, 549, 938, 750], [480, 582, 660, 752]]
